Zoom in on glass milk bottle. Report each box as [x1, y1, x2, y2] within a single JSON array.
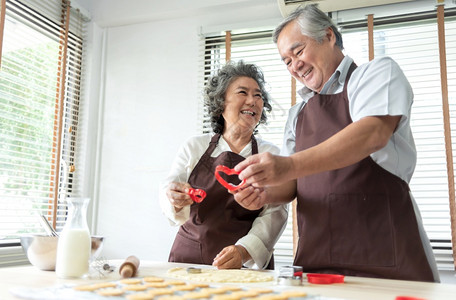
[[56, 197, 91, 278]]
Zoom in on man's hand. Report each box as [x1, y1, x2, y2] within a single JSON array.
[[235, 152, 294, 187]]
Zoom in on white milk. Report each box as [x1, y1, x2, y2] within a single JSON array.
[[55, 228, 91, 278]]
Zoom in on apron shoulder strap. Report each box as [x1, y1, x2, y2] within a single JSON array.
[[251, 135, 258, 155], [201, 133, 221, 160]]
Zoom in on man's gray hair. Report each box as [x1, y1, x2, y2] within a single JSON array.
[[272, 4, 343, 50]]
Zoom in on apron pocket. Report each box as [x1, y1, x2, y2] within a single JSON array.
[[329, 193, 395, 267], [169, 232, 204, 264]]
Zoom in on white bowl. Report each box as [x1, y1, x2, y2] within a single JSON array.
[[20, 235, 104, 271]]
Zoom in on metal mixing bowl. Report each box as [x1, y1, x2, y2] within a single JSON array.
[[20, 234, 104, 271]]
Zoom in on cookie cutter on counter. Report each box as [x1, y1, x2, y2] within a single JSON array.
[[186, 267, 202, 274], [277, 266, 345, 286], [277, 266, 303, 286], [188, 188, 206, 203], [307, 273, 345, 284], [215, 165, 246, 191]]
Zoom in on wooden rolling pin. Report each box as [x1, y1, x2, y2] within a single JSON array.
[[119, 255, 140, 278]]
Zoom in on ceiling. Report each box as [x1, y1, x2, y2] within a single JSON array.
[[74, 0, 456, 28], [75, 0, 279, 27]]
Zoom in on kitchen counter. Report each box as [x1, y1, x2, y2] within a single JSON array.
[[1, 260, 455, 300]]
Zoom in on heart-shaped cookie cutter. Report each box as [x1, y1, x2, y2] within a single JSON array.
[[188, 188, 206, 203], [215, 165, 246, 191]]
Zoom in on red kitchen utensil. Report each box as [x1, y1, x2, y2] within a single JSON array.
[[395, 297, 426, 300], [215, 165, 246, 191], [188, 188, 206, 203], [306, 273, 345, 284]]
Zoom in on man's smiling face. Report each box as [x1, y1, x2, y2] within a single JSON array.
[[277, 20, 340, 93]]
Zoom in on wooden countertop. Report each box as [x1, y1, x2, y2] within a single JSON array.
[[1, 260, 455, 300]]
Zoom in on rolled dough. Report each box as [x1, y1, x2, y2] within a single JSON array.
[[166, 267, 274, 283]]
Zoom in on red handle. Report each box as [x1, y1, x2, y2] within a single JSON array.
[[215, 165, 246, 191], [188, 188, 206, 203]]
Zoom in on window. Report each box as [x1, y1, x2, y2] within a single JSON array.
[[0, 0, 87, 266], [199, 7, 456, 271]]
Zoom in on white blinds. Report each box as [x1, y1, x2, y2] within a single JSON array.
[[0, 0, 86, 265], [200, 12, 456, 270], [197, 34, 225, 134]]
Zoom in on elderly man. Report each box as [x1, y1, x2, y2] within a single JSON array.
[[232, 4, 439, 282]]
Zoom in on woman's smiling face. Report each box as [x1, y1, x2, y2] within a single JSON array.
[[222, 76, 264, 133]]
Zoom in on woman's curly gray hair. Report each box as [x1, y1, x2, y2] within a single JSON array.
[[203, 60, 272, 134]]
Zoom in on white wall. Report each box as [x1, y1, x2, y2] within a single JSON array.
[[78, 0, 282, 262], [95, 17, 200, 261]]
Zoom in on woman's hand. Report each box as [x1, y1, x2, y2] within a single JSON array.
[[212, 245, 250, 269], [230, 185, 266, 210], [166, 182, 194, 211]]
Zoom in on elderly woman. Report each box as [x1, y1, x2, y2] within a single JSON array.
[[159, 61, 287, 269]]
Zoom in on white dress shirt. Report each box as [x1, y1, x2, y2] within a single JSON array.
[[159, 133, 288, 269], [281, 55, 416, 183]]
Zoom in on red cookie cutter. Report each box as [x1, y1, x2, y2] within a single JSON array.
[[215, 165, 246, 191], [188, 188, 206, 203], [395, 297, 427, 300], [306, 273, 345, 284]]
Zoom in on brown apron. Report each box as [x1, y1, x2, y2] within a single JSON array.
[[169, 133, 274, 269], [294, 63, 435, 282]]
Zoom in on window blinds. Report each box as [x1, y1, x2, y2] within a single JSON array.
[[200, 10, 456, 270], [0, 0, 86, 266]]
